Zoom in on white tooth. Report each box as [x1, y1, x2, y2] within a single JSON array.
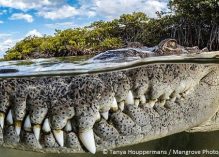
[[24, 115, 32, 131], [79, 129, 96, 154], [176, 93, 181, 99], [134, 99, 140, 106], [95, 112, 101, 121], [158, 100, 166, 107], [15, 121, 22, 136], [146, 99, 157, 108], [125, 90, 134, 105], [33, 124, 41, 141], [178, 81, 186, 92], [64, 120, 72, 132], [140, 95, 146, 104], [170, 96, 176, 102], [119, 101, 124, 111], [0, 112, 5, 129], [182, 87, 194, 98], [6, 110, 13, 125], [53, 130, 64, 147], [42, 118, 51, 133], [111, 97, 118, 112], [101, 111, 109, 120]]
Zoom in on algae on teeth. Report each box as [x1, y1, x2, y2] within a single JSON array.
[[15, 120, 22, 136], [146, 99, 157, 108]]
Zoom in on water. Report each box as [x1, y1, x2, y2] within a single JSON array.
[[0, 51, 219, 78], [1, 131, 219, 157], [0, 50, 219, 156]]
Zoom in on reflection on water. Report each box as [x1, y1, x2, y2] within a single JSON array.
[[0, 51, 219, 78], [1, 131, 219, 157]]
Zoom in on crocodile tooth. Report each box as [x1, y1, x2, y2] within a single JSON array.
[[6, 109, 13, 125], [140, 95, 146, 104], [134, 99, 140, 106], [101, 111, 109, 120], [24, 115, 32, 132], [79, 129, 96, 154], [64, 120, 72, 132], [182, 87, 194, 98], [111, 97, 118, 112], [15, 120, 22, 136], [158, 100, 166, 107], [0, 112, 5, 129], [125, 90, 134, 105], [176, 93, 181, 99], [119, 101, 125, 111], [42, 118, 51, 133], [146, 99, 157, 108], [170, 96, 176, 102], [53, 130, 64, 147], [33, 124, 41, 141], [95, 112, 101, 122]]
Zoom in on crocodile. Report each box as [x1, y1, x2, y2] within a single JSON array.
[[0, 39, 219, 154]]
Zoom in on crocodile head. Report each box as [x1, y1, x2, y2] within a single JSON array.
[[0, 40, 219, 154]]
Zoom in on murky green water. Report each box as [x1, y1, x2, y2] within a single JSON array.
[[1, 131, 219, 157], [1, 51, 219, 156]]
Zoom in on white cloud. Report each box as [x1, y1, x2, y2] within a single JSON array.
[[45, 22, 76, 29], [0, 0, 168, 20], [0, 20, 3, 24], [0, 9, 7, 15], [38, 5, 78, 20], [0, 39, 14, 51], [0, 33, 12, 38], [0, 33, 17, 57], [0, 0, 58, 11], [10, 13, 34, 23], [25, 29, 42, 37], [0, 37, 18, 57], [80, 0, 168, 19], [0, 30, 42, 57]]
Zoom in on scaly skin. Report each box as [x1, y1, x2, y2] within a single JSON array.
[[0, 40, 219, 154]]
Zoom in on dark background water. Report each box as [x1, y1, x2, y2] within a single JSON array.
[[1, 131, 219, 157]]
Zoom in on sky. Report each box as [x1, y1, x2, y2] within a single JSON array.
[[0, 0, 168, 57]]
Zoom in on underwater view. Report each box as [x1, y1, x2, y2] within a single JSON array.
[[0, 51, 219, 156], [1, 130, 219, 157], [0, 0, 219, 156]]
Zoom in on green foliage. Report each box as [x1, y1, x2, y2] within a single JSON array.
[[168, 0, 219, 50], [4, 1, 219, 60]]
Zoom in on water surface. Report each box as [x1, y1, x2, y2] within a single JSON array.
[[1, 131, 219, 157], [0, 51, 219, 78]]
